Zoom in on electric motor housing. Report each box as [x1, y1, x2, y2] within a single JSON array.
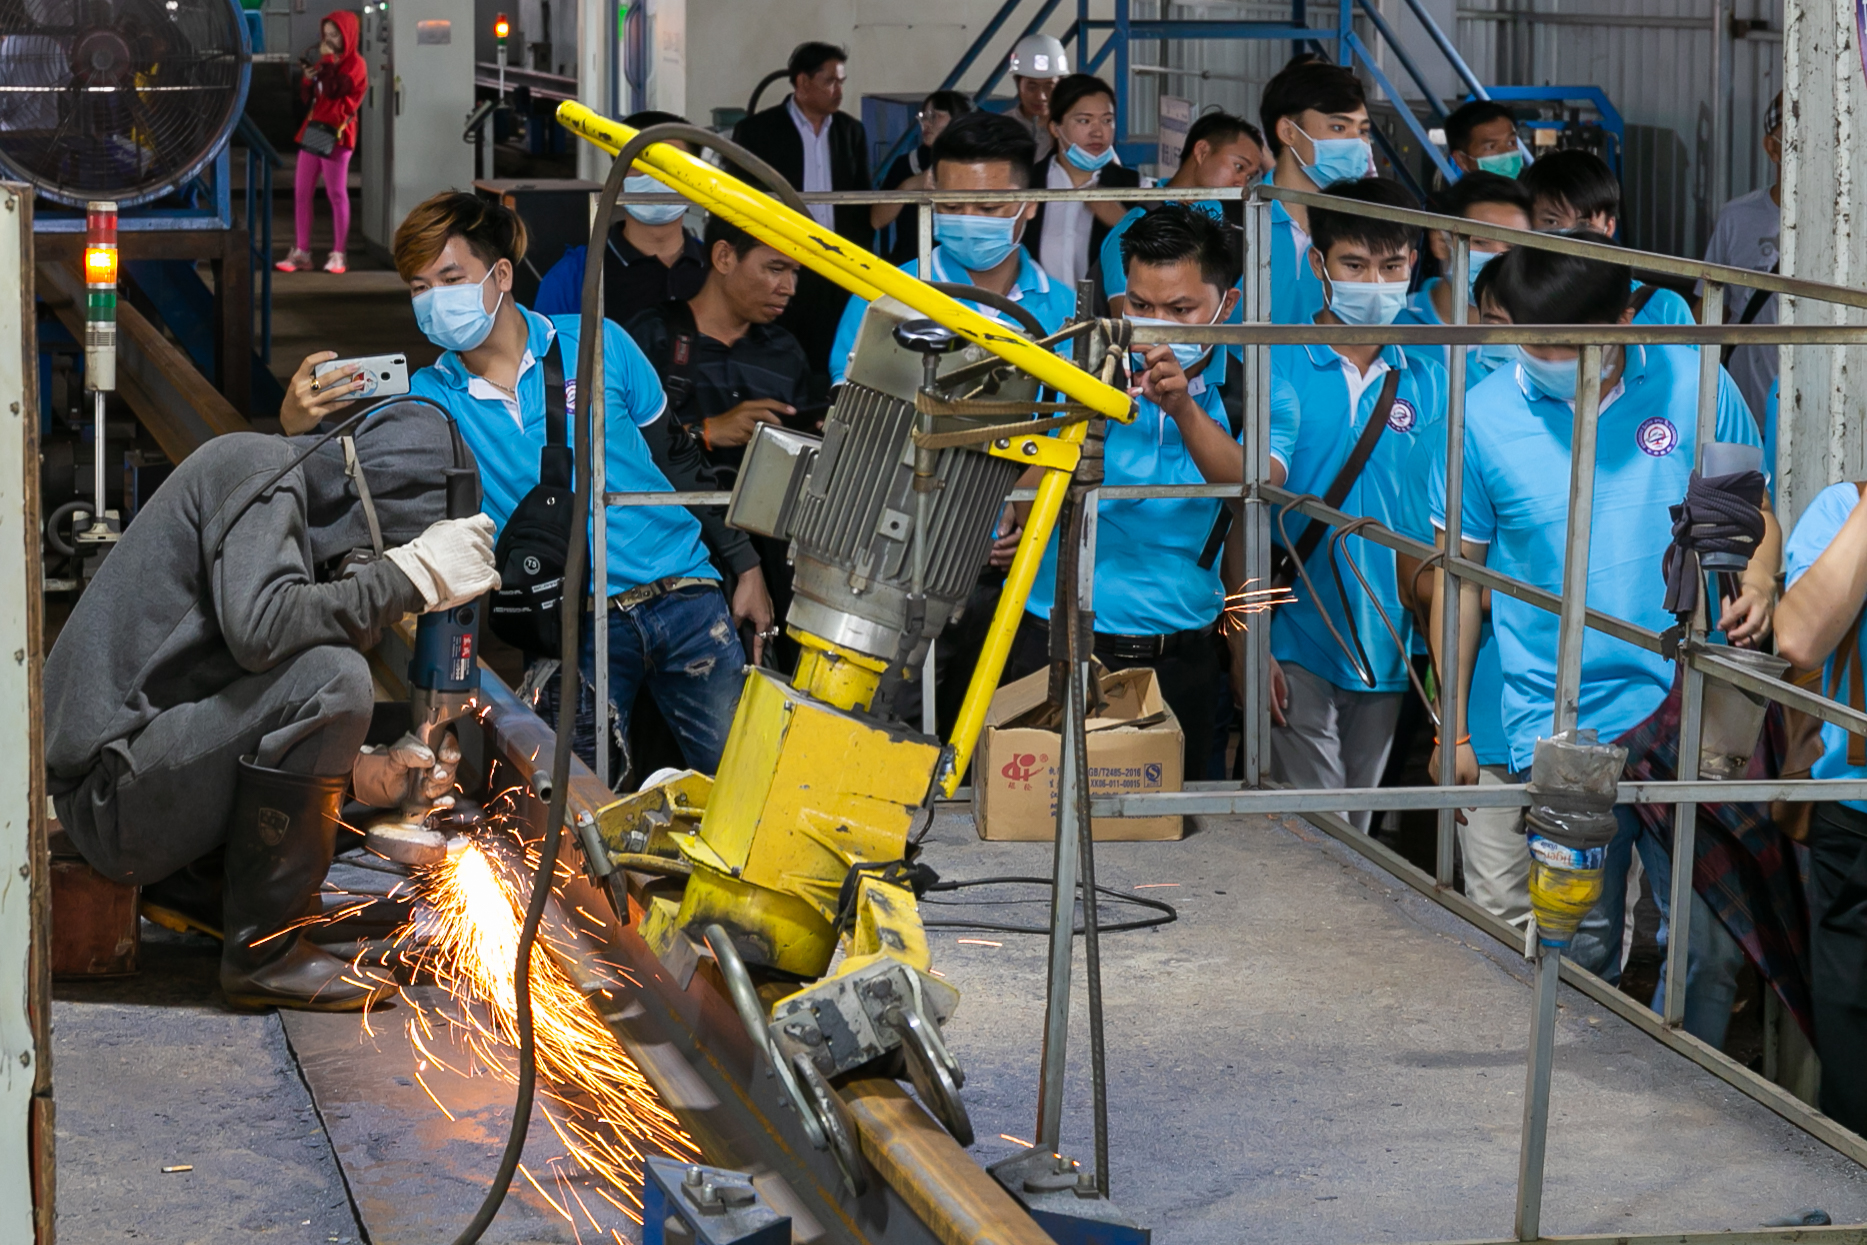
[[727, 297, 1041, 683]]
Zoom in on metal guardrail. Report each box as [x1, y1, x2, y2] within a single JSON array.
[[572, 176, 1867, 1238]]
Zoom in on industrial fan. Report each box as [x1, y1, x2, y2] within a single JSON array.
[[0, 0, 251, 209]]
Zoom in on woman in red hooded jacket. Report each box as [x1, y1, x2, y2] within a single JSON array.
[[279, 10, 367, 275]]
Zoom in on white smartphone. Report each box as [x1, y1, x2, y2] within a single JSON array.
[[313, 353, 410, 400]]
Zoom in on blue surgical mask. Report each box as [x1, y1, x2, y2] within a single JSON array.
[[1125, 304, 1224, 373], [1476, 150, 1525, 179], [1295, 124, 1372, 187], [1466, 248, 1502, 302], [1064, 142, 1115, 172], [934, 209, 1025, 273], [412, 268, 503, 353], [1514, 346, 1620, 402], [622, 173, 688, 225], [1470, 341, 1517, 379], [1321, 270, 1409, 327]]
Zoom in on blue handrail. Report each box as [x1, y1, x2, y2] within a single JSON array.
[[235, 113, 279, 365], [1396, 0, 1488, 101], [1353, 0, 1447, 123]]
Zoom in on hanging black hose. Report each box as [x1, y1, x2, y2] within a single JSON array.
[[449, 118, 842, 1243]]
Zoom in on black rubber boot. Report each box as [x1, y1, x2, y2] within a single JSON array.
[[140, 850, 225, 941], [220, 756, 394, 1012]]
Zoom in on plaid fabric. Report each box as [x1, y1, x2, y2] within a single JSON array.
[[1612, 671, 1813, 1037]]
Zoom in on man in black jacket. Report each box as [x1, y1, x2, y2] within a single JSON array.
[[730, 40, 870, 387]]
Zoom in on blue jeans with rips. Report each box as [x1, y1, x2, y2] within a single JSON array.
[[537, 584, 746, 788], [1565, 802, 1748, 1047]]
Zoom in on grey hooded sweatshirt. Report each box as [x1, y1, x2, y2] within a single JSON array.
[[44, 401, 476, 794]]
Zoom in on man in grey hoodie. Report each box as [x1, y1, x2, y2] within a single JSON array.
[[44, 400, 499, 1011]]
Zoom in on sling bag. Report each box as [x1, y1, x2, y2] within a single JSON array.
[[489, 333, 585, 657]]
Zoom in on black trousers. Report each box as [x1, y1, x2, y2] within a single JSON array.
[[1808, 801, 1867, 1135], [1005, 612, 1222, 781]]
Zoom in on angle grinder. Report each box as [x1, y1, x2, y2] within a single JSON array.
[[367, 467, 486, 866]]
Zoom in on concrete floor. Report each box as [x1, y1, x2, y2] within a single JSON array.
[[922, 808, 1867, 1243], [50, 806, 1867, 1244]]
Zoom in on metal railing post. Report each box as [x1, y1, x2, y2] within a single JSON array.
[[1244, 191, 1274, 785], [1516, 342, 1604, 1242], [1663, 281, 1726, 1026], [1436, 237, 1470, 889], [592, 328, 610, 791]]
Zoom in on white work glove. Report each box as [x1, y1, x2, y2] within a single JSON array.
[[351, 732, 460, 809], [385, 514, 500, 612]]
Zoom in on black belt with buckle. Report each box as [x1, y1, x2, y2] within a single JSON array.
[[1092, 624, 1216, 663]]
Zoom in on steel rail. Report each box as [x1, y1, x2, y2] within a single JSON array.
[[609, 186, 1245, 204], [1090, 778, 1867, 818], [468, 666, 1054, 1245], [1124, 323, 1867, 345], [1255, 182, 1867, 310]]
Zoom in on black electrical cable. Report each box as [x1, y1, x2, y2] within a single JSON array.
[[920, 875, 1178, 935], [449, 118, 810, 1245]]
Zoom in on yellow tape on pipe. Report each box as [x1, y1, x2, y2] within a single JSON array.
[[556, 101, 1134, 424]]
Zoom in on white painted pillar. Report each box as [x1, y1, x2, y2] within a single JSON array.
[[647, 0, 687, 120], [1778, 0, 1867, 527], [576, 0, 615, 181], [0, 181, 49, 1242]]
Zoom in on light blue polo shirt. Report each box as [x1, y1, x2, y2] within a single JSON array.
[[1393, 431, 1508, 767], [1395, 277, 1512, 390], [1099, 196, 1319, 324], [1428, 345, 1760, 770], [1027, 351, 1296, 635], [1784, 480, 1867, 812], [1270, 341, 1448, 693], [410, 305, 716, 598], [1764, 378, 1779, 500], [827, 246, 1076, 385], [1632, 280, 1695, 326]]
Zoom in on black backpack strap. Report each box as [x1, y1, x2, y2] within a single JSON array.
[[1721, 262, 1778, 365], [1283, 368, 1401, 570], [538, 330, 572, 489], [1195, 364, 1248, 570], [660, 298, 701, 420]]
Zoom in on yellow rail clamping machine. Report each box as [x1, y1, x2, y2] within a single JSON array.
[[556, 104, 1133, 1187]]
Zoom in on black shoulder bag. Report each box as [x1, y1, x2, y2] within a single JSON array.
[[489, 334, 585, 657]]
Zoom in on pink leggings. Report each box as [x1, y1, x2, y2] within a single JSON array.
[[293, 146, 353, 253]]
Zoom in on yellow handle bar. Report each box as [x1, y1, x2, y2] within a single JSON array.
[[555, 101, 1134, 424]]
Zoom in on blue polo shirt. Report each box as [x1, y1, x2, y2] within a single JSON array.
[[1393, 432, 1509, 767], [1027, 351, 1296, 635], [1271, 200, 1327, 326], [827, 246, 1076, 385], [1784, 481, 1867, 812], [1270, 341, 1447, 693], [1428, 346, 1760, 770], [410, 305, 716, 598], [1633, 280, 1695, 326], [1395, 277, 1512, 390], [1764, 378, 1779, 500]]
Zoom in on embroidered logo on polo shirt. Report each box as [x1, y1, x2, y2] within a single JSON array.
[[1636, 415, 1679, 457], [1387, 397, 1417, 432], [564, 378, 577, 409]]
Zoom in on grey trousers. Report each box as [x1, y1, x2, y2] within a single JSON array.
[[1269, 660, 1404, 833], [56, 645, 372, 885], [1462, 765, 1531, 927]]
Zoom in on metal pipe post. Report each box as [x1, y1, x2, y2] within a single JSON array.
[[1034, 489, 1084, 1152], [1515, 342, 1604, 1240], [1076, 484, 1108, 1196], [92, 390, 106, 520], [1243, 192, 1274, 784], [1665, 283, 1726, 1024], [1436, 237, 1470, 888], [592, 332, 609, 789], [1515, 946, 1562, 1240], [1549, 344, 1604, 734]]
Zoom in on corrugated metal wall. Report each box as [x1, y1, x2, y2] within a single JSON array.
[[1143, 0, 1783, 258]]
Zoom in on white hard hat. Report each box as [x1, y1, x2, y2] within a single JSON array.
[[1009, 33, 1069, 80]]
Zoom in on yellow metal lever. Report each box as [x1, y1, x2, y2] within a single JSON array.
[[555, 102, 1134, 424]]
